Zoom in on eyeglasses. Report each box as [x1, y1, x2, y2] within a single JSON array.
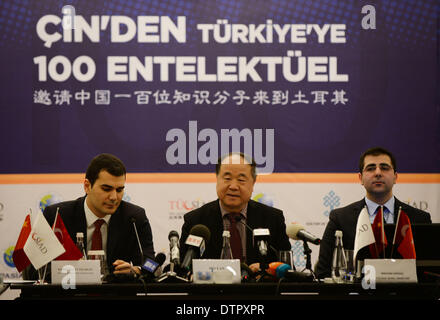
[[363, 163, 394, 173]]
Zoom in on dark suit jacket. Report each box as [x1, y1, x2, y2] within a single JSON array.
[[42, 196, 155, 267], [316, 197, 432, 279], [179, 199, 291, 265]]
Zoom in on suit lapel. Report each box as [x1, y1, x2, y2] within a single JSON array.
[[207, 201, 224, 257], [352, 199, 367, 220], [393, 198, 414, 224], [245, 201, 259, 263], [107, 204, 124, 261], [393, 198, 401, 224]]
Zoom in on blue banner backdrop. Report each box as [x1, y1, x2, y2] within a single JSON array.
[[0, 0, 438, 174]]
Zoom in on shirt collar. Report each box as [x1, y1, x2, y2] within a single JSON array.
[[365, 196, 395, 216], [84, 196, 112, 227], [219, 200, 248, 219]]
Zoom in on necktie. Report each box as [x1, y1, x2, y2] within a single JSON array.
[[226, 213, 242, 260], [91, 219, 105, 251], [374, 206, 385, 223]]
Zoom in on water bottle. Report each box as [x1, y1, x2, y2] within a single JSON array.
[[331, 230, 347, 283], [220, 230, 233, 259], [76, 232, 87, 260]]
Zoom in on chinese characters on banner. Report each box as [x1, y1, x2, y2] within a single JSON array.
[[33, 88, 348, 106]]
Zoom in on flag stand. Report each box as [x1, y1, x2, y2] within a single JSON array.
[[390, 206, 402, 259], [380, 205, 386, 259], [35, 207, 57, 285], [36, 264, 48, 285]]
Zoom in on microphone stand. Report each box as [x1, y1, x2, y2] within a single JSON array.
[[301, 241, 316, 280], [254, 244, 277, 283], [156, 262, 189, 283]]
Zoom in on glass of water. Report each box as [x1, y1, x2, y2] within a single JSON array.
[[279, 250, 294, 270], [344, 249, 355, 283]]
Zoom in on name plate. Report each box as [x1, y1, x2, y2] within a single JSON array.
[[364, 259, 418, 283], [51, 260, 102, 286], [192, 259, 241, 284]]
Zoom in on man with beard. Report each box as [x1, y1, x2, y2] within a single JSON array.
[[316, 147, 431, 279]]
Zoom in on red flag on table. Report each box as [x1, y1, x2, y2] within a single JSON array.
[[393, 209, 416, 259], [369, 206, 388, 258], [53, 212, 83, 260], [12, 214, 32, 272]]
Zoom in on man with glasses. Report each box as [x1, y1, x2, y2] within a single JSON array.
[[316, 147, 431, 279]]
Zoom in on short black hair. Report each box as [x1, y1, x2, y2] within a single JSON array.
[[216, 152, 257, 181], [85, 153, 126, 186], [359, 147, 396, 173]]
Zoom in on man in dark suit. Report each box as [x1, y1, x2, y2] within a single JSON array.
[[43, 153, 155, 276], [179, 152, 291, 266], [316, 147, 431, 279]]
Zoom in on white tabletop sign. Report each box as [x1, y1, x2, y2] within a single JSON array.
[[51, 260, 102, 287], [364, 259, 418, 283], [192, 259, 241, 284]]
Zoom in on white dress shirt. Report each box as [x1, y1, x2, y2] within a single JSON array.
[[365, 196, 395, 224]]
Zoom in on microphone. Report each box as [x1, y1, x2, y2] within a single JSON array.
[[266, 262, 291, 278], [168, 230, 180, 266], [140, 252, 166, 280], [130, 217, 144, 265], [153, 252, 166, 277], [286, 223, 321, 245], [181, 224, 211, 271], [253, 228, 270, 257], [234, 216, 279, 257]]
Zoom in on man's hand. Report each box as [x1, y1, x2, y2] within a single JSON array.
[[112, 259, 141, 275], [249, 263, 263, 281], [249, 262, 261, 274]]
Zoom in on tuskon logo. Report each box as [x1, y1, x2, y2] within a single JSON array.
[[323, 190, 340, 217], [39, 193, 63, 212], [3, 246, 15, 268], [252, 193, 274, 207], [169, 198, 206, 212], [169, 198, 206, 220]]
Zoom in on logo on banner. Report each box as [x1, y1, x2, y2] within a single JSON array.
[[39, 193, 63, 213], [3, 246, 15, 268], [169, 198, 206, 220], [252, 193, 274, 207], [291, 241, 306, 268], [323, 190, 340, 217]]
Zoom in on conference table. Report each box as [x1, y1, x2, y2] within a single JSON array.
[[9, 281, 440, 301]]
